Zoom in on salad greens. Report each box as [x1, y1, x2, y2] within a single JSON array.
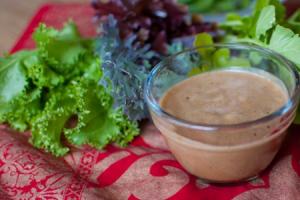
[[287, 9, 300, 33], [221, 0, 300, 70], [194, 0, 300, 124], [219, 0, 300, 67], [2, 0, 300, 156], [95, 15, 189, 121], [178, 0, 251, 14], [0, 22, 138, 156], [96, 16, 156, 121]]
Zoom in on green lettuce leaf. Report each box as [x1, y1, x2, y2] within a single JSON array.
[[33, 22, 91, 74], [269, 25, 300, 66], [0, 88, 42, 131], [0, 22, 139, 156], [255, 5, 276, 39], [0, 51, 29, 104], [64, 80, 118, 148], [221, 0, 284, 39], [287, 9, 300, 33], [30, 83, 78, 156]]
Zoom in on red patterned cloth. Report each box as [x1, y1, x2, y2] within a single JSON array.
[[2, 3, 300, 200]]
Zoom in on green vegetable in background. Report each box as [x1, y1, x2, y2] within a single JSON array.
[[178, 0, 251, 14], [0, 22, 138, 156], [194, 0, 300, 124], [287, 9, 300, 33], [191, 33, 249, 74], [220, 0, 300, 67]]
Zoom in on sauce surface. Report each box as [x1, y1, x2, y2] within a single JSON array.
[[160, 69, 288, 125]]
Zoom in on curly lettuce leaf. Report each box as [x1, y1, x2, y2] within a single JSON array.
[[67, 81, 138, 149], [23, 53, 64, 88], [30, 79, 139, 157], [64, 80, 118, 148], [0, 22, 140, 156], [30, 84, 78, 156], [0, 88, 42, 131], [0, 51, 38, 131], [112, 109, 139, 147], [0, 51, 29, 104], [33, 22, 92, 74]]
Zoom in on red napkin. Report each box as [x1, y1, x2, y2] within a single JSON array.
[[2, 4, 300, 200]]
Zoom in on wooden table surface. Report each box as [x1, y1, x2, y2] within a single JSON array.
[[0, 0, 85, 54]]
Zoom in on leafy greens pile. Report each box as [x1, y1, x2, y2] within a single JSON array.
[[220, 0, 300, 67], [0, 0, 218, 157], [0, 22, 138, 156], [3, 0, 300, 157]]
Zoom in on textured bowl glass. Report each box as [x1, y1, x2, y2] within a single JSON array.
[[144, 43, 300, 183]]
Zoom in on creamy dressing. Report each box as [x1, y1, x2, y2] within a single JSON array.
[[160, 69, 288, 125], [153, 68, 291, 182]]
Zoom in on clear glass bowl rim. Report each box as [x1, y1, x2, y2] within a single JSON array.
[[144, 43, 300, 131]]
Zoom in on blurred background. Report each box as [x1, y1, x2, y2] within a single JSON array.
[[0, 0, 299, 55], [0, 0, 84, 54]]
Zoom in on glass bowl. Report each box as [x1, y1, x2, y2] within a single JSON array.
[[144, 43, 300, 183]]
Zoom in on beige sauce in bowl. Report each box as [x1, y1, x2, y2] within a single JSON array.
[[160, 69, 288, 125], [153, 68, 292, 182]]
